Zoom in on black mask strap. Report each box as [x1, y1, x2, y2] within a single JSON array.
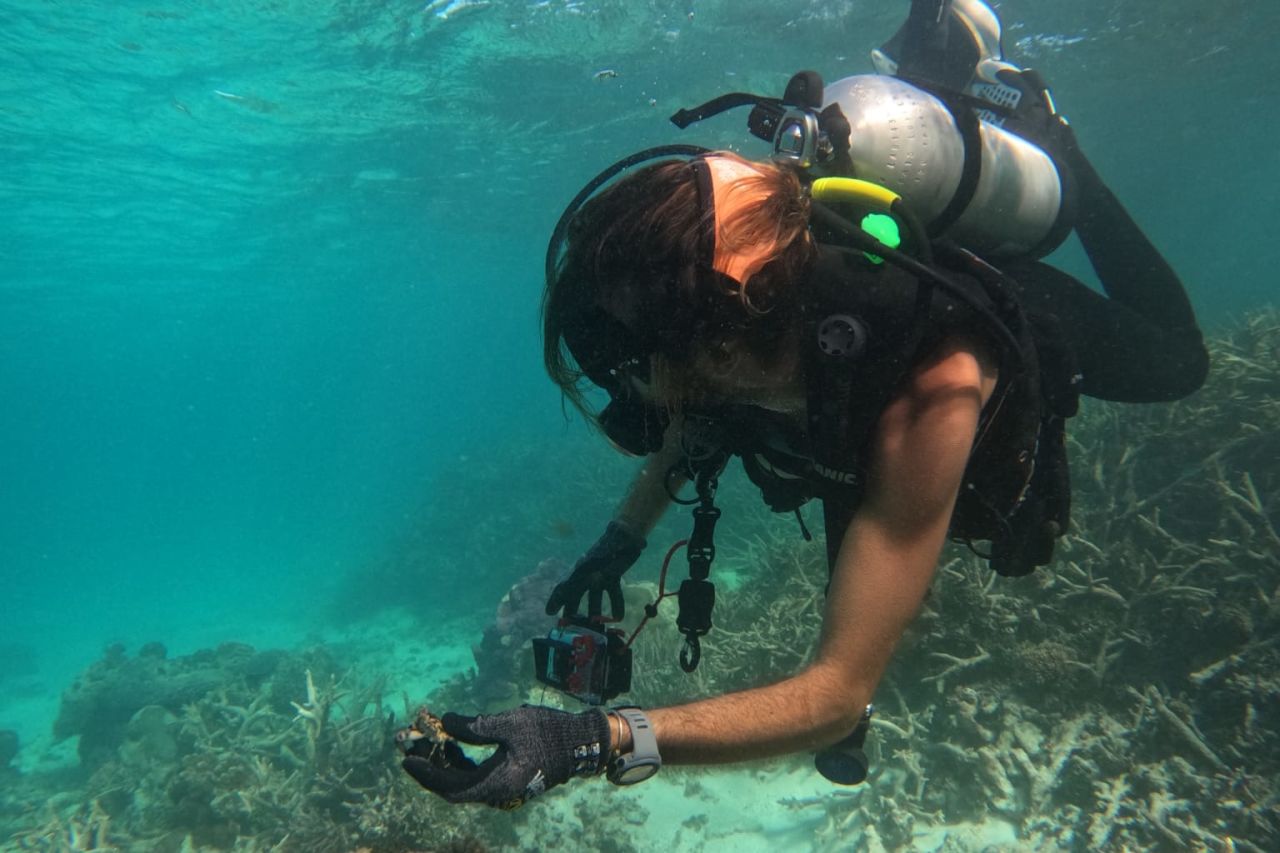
[[546, 144, 714, 291], [688, 157, 718, 275]]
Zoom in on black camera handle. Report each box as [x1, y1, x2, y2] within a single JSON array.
[[676, 464, 722, 672]]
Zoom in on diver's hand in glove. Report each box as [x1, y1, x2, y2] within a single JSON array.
[[994, 67, 1080, 163], [401, 706, 611, 810], [544, 521, 646, 620]]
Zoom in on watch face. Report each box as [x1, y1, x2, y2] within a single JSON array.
[[614, 759, 659, 785]]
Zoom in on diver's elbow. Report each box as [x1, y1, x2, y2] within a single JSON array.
[[800, 664, 874, 747]]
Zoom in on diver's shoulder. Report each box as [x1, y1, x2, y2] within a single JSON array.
[[905, 334, 999, 409]]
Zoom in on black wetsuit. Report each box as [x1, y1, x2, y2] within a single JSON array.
[[1006, 147, 1208, 403]]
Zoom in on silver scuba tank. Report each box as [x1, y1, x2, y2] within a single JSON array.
[[820, 74, 1065, 258]]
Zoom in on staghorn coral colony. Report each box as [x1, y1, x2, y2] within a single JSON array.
[[2, 641, 499, 852], [1, 310, 1276, 851]]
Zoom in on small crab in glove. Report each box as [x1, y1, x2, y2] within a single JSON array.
[[395, 707, 472, 771], [396, 705, 612, 810]]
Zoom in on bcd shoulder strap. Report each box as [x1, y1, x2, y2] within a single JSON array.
[[945, 254, 1081, 576], [806, 242, 1080, 577]]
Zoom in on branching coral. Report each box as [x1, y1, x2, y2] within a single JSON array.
[[4, 643, 508, 852], [7, 799, 117, 851], [6, 311, 1278, 851], [627, 512, 825, 707]]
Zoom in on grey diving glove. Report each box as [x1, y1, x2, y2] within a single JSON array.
[[401, 706, 611, 810], [544, 521, 646, 620]]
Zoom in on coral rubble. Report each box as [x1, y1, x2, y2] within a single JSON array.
[[5, 641, 506, 851], [3, 310, 1277, 851]]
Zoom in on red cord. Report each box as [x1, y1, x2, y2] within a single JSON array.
[[625, 538, 688, 648]]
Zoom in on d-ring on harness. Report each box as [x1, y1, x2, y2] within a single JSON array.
[[676, 465, 720, 672], [663, 419, 729, 673]]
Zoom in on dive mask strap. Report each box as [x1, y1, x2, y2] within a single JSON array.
[[670, 92, 783, 135], [671, 70, 850, 170], [546, 144, 713, 290]]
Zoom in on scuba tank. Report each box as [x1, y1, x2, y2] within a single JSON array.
[[820, 74, 1066, 259], [671, 70, 1074, 260]]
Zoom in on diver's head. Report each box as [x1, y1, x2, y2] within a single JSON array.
[[543, 152, 815, 419]]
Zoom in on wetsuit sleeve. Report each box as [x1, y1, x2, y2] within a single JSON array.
[[1006, 144, 1209, 403], [1068, 148, 1201, 338]]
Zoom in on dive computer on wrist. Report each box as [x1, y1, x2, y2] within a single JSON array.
[[607, 707, 661, 785]]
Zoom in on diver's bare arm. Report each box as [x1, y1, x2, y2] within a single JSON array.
[[618, 347, 991, 762], [614, 417, 687, 536]]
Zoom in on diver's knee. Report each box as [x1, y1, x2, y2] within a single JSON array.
[[1154, 334, 1210, 401], [1183, 340, 1211, 396]]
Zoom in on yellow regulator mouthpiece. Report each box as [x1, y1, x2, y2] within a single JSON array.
[[810, 177, 900, 212]]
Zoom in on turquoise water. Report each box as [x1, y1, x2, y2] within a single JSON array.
[[1, 1, 1278, 850]]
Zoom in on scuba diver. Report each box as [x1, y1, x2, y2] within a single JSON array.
[[400, 0, 1208, 808]]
